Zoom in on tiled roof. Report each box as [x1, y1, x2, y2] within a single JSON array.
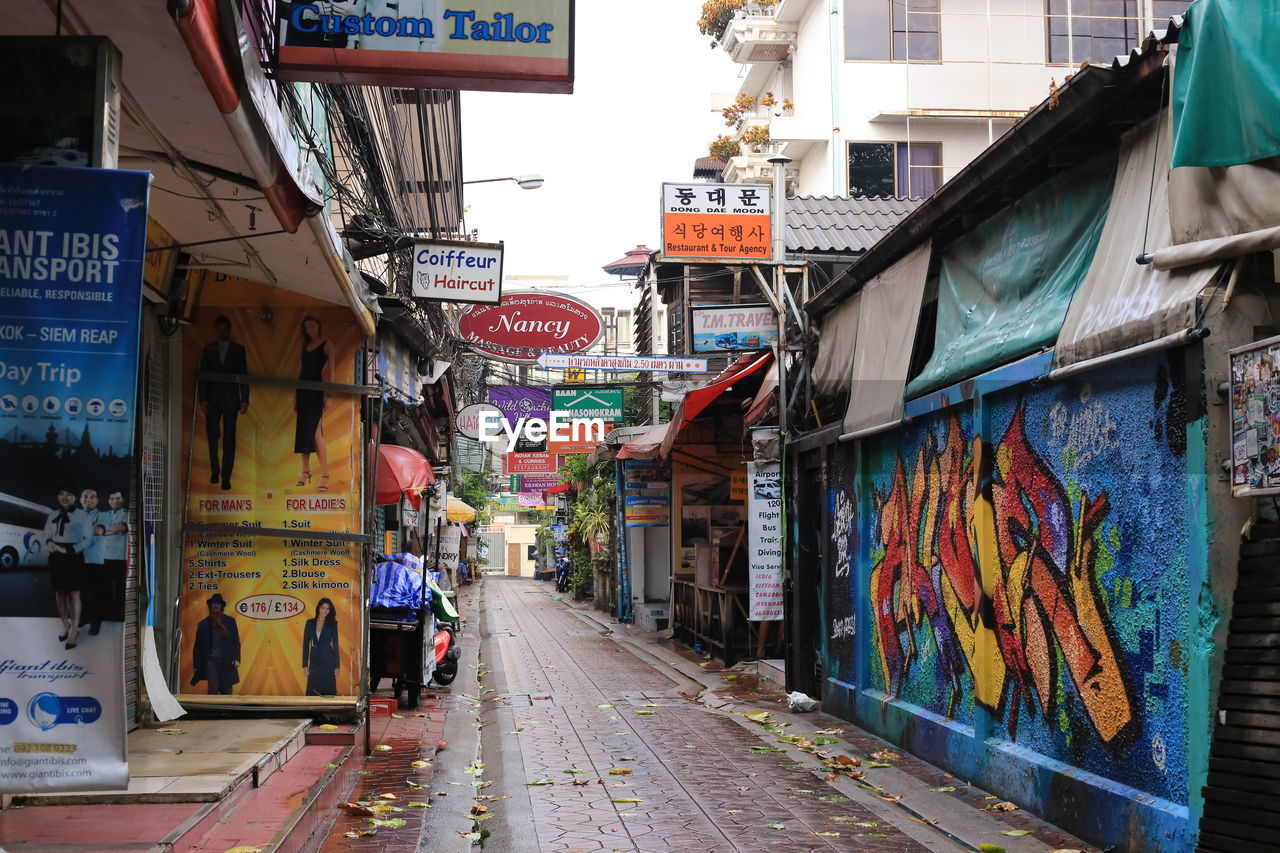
[[786, 195, 921, 253], [693, 156, 726, 178]]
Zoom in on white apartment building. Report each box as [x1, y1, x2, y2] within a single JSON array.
[[710, 0, 1190, 196]]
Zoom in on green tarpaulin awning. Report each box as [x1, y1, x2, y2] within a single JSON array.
[[1172, 0, 1280, 169], [905, 152, 1116, 398]]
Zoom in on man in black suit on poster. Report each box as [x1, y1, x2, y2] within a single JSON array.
[[198, 316, 250, 491]]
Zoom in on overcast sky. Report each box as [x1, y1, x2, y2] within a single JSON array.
[[459, 1, 739, 294]]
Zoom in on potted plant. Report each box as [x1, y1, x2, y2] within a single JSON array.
[[709, 135, 742, 161], [758, 92, 776, 117], [780, 98, 794, 116], [721, 91, 758, 131], [741, 125, 771, 153]]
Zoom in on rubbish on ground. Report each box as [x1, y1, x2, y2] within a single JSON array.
[[787, 691, 818, 712]]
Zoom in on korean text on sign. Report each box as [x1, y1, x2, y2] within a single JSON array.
[[661, 183, 772, 262]]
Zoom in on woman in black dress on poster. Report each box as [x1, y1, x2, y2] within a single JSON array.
[[295, 316, 332, 491], [302, 597, 340, 695]]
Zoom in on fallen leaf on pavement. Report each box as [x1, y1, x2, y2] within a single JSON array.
[[634, 710, 657, 715], [343, 830, 376, 838], [870, 750, 901, 761], [867, 761, 893, 768], [909, 817, 939, 825], [749, 746, 786, 753], [379, 793, 397, 800], [611, 798, 643, 803], [407, 802, 429, 808], [572, 779, 590, 786], [765, 823, 785, 830], [411, 760, 431, 768], [563, 768, 584, 774], [337, 801, 376, 816], [819, 795, 849, 803], [978, 845, 1007, 853], [814, 832, 841, 837], [369, 818, 406, 828], [834, 755, 861, 767], [618, 756, 636, 761], [932, 786, 956, 793], [608, 768, 633, 775], [405, 780, 423, 789], [1000, 830, 1031, 837], [745, 710, 773, 724], [879, 793, 902, 801], [222, 846, 261, 852], [727, 809, 744, 814], [526, 778, 555, 786], [322, 763, 338, 769], [991, 801, 1017, 812], [390, 713, 403, 719], [157, 728, 185, 735], [470, 805, 488, 815], [598, 704, 613, 708], [373, 744, 392, 752]]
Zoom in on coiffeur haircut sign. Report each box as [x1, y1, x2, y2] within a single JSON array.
[[179, 280, 362, 699], [0, 165, 148, 792]]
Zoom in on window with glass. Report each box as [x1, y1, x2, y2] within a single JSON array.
[[848, 141, 942, 198], [845, 0, 940, 62], [1046, 1, 1190, 65]]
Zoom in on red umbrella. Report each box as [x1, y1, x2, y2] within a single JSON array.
[[374, 444, 435, 507]]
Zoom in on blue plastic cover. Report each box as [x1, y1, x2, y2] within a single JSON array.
[[370, 553, 427, 613]]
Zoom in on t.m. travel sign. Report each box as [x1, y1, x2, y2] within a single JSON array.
[[690, 304, 778, 353], [274, 2, 574, 94]]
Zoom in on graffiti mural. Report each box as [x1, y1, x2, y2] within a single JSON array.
[[863, 354, 1191, 803]]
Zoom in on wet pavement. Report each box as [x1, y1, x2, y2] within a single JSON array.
[[311, 576, 1095, 852]]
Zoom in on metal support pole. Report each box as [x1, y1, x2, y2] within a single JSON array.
[[768, 155, 792, 434]]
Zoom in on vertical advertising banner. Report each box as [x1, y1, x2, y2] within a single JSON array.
[[623, 459, 670, 527], [179, 280, 362, 699], [0, 165, 148, 791], [746, 461, 784, 620]]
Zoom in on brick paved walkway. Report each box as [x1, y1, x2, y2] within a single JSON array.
[[483, 578, 933, 853]]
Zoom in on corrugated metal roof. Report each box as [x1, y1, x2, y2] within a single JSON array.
[[786, 195, 921, 253]]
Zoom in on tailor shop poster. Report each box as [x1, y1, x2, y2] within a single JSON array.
[[0, 165, 147, 792], [178, 280, 362, 698]]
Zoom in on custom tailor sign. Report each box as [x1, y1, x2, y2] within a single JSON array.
[[0, 165, 148, 792], [691, 304, 778, 353], [456, 402, 503, 440], [746, 461, 784, 620], [661, 183, 771, 263], [179, 281, 363, 699], [274, 1, 574, 94], [457, 290, 603, 364], [411, 238, 503, 304], [535, 352, 709, 373]]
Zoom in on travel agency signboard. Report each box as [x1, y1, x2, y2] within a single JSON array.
[[456, 290, 603, 364], [660, 183, 771, 263], [273, 1, 574, 93], [690, 303, 778, 353]]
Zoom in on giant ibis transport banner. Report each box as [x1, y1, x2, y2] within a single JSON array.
[[0, 165, 148, 792]]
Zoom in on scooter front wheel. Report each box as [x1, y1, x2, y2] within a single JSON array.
[[432, 658, 458, 685]]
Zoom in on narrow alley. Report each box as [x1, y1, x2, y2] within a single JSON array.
[[315, 577, 1096, 853]]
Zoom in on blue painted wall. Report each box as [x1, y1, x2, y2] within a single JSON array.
[[823, 350, 1208, 850]]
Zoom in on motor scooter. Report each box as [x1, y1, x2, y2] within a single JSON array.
[[425, 569, 460, 685]]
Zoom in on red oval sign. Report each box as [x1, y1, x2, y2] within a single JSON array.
[[456, 290, 604, 364]]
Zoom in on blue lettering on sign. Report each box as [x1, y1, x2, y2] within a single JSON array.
[[26, 693, 102, 731], [289, 6, 556, 44]]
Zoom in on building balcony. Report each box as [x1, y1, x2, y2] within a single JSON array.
[[721, 7, 797, 64], [722, 151, 800, 190]]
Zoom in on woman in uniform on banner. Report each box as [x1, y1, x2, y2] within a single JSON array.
[[43, 484, 92, 649], [295, 315, 333, 491], [302, 597, 340, 695]]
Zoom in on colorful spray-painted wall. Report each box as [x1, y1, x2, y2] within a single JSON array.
[[831, 351, 1197, 810]]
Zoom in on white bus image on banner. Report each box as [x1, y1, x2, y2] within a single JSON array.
[[0, 492, 52, 569]]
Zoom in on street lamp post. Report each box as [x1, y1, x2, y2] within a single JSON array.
[[462, 175, 545, 190]]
